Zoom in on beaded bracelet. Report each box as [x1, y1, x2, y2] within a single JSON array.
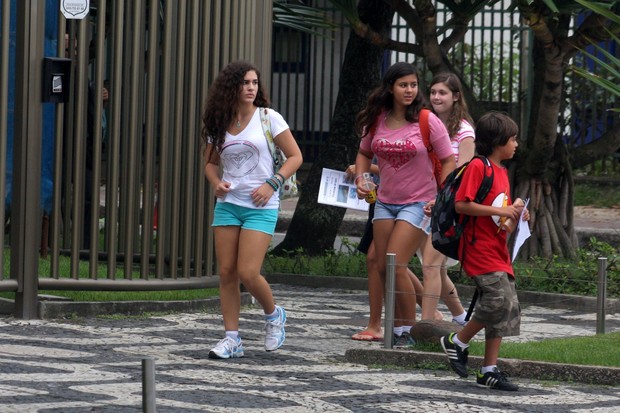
[[265, 178, 279, 191], [275, 172, 286, 185]]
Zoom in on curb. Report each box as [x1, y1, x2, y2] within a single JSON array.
[[265, 273, 620, 313], [34, 293, 254, 319], [267, 273, 620, 386], [344, 348, 620, 386]]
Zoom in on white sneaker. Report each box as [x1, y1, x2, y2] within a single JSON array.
[[208, 336, 244, 359], [264, 305, 286, 351]]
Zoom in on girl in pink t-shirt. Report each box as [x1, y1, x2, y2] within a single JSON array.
[[354, 62, 456, 337]]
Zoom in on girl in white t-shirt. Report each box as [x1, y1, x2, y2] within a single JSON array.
[[429, 72, 476, 325], [202, 61, 302, 359], [354, 62, 456, 340]]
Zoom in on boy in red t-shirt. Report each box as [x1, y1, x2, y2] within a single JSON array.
[[440, 111, 529, 391]]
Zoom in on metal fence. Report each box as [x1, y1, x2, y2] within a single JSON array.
[[1, 0, 617, 318], [272, 1, 618, 165], [1, 0, 273, 318]]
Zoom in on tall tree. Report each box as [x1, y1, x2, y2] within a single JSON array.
[[273, 0, 479, 255], [275, 0, 620, 258], [512, 0, 619, 258], [272, 0, 394, 255]]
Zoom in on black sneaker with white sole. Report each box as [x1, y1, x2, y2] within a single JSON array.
[[440, 332, 469, 378], [476, 368, 519, 391]]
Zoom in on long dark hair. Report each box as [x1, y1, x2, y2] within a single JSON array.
[[356, 62, 427, 138], [429, 72, 474, 138], [201, 61, 270, 161]]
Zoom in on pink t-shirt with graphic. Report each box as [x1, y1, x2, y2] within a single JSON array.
[[360, 111, 452, 204]]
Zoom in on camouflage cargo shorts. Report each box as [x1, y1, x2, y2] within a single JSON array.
[[471, 271, 521, 339]]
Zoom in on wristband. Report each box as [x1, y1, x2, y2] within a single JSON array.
[[275, 172, 286, 185], [265, 179, 279, 191], [354, 175, 364, 185]]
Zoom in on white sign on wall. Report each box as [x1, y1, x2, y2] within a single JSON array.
[[60, 0, 90, 20]]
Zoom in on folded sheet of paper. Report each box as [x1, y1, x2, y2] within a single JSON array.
[[317, 168, 369, 211], [512, 198, 531, 262]]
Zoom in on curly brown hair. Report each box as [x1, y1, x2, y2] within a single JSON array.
[[355, 62, 427, 139], [201, 61, 270, 161], [429, 72, 474, 138]]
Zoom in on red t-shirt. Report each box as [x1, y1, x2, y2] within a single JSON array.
[[455, 158, 514, 278]]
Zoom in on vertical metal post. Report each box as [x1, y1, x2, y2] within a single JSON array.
[[596, 257, 607, 335], [384, 253, 396, 349], [142, 357, 156, 413], [0, 0, 10, 282], [13, 0, 45, 319]]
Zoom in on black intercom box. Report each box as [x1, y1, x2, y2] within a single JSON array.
[[42, 57, 72, 103]]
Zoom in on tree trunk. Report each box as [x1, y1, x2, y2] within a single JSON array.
[[272, 0, 394, 255], [513, 29, 577, 260], [571, 125, 620, 169]]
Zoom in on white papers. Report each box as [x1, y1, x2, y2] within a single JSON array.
[[512, 198, 531, 262], [317, 168, 370, 211]]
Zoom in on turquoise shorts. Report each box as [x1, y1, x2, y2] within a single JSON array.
[[212, 202, 278, 235]]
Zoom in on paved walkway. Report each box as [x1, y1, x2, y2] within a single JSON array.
[[1, 284, 619, 412]]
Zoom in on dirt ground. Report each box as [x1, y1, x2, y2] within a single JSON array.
[[574, 206, 620, 229]]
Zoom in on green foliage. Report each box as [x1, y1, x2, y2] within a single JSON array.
[[450, 41, 520, 103], [574, 182, 620, 207], [274, 0, 342, 36], [264, 239, 369, 278], [446, 237, 619, 297], [265, 238, 619, 298]]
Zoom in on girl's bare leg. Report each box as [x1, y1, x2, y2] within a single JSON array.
[[236, 228, 276, 315], [376, 219, 426, 327], [214, 226, 243, 331], [420, 237, 443, 320]]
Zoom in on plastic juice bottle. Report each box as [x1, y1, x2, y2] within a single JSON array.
[[362, 172, 377, 204], [502, 198, 524, 233]]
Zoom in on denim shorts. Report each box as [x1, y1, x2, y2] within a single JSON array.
[[372, 200, 431, 235], [212, 202, 279, 235]]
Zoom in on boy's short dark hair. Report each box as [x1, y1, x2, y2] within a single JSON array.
[[475, 111, 519, 156]]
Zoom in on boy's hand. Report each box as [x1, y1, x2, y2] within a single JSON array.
[[503, 198, 527, 223], [521, 207, 530, 222], [505, 206, 521, 221]]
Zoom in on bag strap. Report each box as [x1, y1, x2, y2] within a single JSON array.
[[259, 107, 278, 170], [420, 109, 442, 185], [463, 156, 494, 322], [420, 108, 431, 145]]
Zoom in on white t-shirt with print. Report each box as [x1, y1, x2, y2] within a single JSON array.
[[214, 107, 289, 209], [450, 119, 475, 164]]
